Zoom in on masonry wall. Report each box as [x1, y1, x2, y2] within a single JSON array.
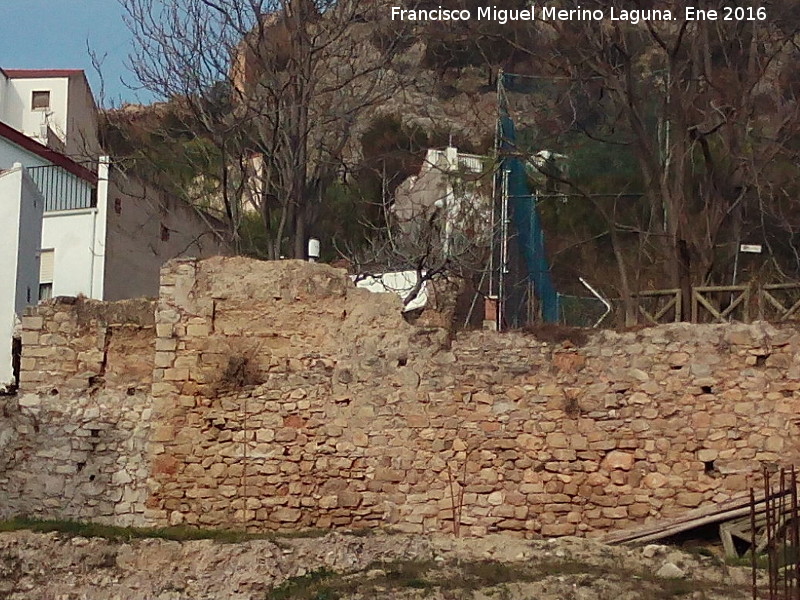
[[4, 257, 800, 538], [0, 297, 156, 525], [144, 258, 800, 537], [103, 170, 229, 302]]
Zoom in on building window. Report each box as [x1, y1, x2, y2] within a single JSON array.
[[31, 90, 50, 110], [39, 249, 54, 301], [39, 283, 53, 302]]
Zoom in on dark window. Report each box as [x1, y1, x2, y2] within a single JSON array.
[[39, 283, 53, 301], [31, 90, 50, 110], [114, 198, 122, 214]]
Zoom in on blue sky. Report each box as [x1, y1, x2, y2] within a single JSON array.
[[0, 0, 155, 107]]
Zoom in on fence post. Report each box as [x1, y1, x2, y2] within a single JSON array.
[[744, 284, 751, 324]]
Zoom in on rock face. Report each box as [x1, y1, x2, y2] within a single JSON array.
[[0, 530, 754, 600], [4, 256, 800, 538]]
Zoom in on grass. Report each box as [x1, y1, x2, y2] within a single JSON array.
[[382, 559, 436, 590], [725, 552, 768, 569], [0, 517, 343, 544], [264, 561, 437, 600], [261, 557, 748, 599], [0, 517, 399, 549], [266, 568, 340, 600]]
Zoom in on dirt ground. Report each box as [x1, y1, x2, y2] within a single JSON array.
[[0, 529, 757, 599]]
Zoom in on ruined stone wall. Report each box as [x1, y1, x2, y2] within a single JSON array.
[[144, 258, 800, 537], [0, 297, 156, 525], [4, 258, 800, 537]]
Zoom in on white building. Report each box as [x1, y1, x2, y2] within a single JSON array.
[[0, 163, 44, 391], [0, 68, 230, 389], [393, 146, 490, 256], [0, 68, 101, 160]]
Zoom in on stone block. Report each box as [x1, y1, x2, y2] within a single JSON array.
[[642, 472, 668, 489], [602, 451, 634, 471], [546, 432, 569, 449], [374, 468, 404, 482], [151, 425, 175, 442], [675, 492, 704, 508], [487, 491, 504, 506], [22, 316, 44, 330], [697, 449, 718, 462], [273, 507, 302, 522], [540, 523, 576, 536]]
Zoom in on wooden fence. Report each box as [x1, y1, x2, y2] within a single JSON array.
[[631, 282, 800, 325]]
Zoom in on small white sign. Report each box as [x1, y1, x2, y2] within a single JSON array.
[[739, 244, 762, 254]]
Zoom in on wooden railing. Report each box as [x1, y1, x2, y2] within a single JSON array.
[[692, 285, 751, 323], [631, 282, 800, 324], [631, 288, 682, 325]]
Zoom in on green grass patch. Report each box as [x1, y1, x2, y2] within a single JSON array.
[[0, 518, 398, 546], [725, 552, 768, 569], [266, 568, 340, 600], [0, 517, 298, 544]]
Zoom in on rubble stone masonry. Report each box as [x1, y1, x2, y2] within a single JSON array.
[[2, 256, 800, 538], [1, 297, 155, 525]]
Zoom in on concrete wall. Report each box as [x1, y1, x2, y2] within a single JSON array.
[[0, 135, 101, 298], [0, 134, 95, 213], [65, 75, 101, 160], [103, 170, 228, 301], [0, 166, 43, 389], [0, 167, 24, 390], [28, 160, 226, 303], [0, 134, 50, 170], [15, 168, 44, 314], [0, 71, 6, 118], [6, 257, 800, 538], [0, 166, 43, 390], [2, 77, 70, 147], [41, 208, 102, 298]]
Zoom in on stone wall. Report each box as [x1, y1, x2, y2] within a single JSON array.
[[19, 296, 155, 392], [4, 258, 800, 538], [0, 297, 156, 525], [144, 258, 800, 537]]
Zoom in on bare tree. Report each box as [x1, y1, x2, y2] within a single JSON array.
[[342, 146, 495, 312], [120, 0, 412, 258], [490, 0, 800, 320]]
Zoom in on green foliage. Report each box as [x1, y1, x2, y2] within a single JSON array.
[[0, 517, 336, 544], [0, 517, 267, 543], [239, 212, 272, 259], [266, 568, 339, 600], [315, 180, 377, 260], [100, 102, 224, 204]]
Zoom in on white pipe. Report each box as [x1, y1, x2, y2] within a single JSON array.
[[579, 277, 611, 328], [91, 156, 109, 299]]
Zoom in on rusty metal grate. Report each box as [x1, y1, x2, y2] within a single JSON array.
[[751, 466, 800, 600]]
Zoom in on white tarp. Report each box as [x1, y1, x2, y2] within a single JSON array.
[[354, 271, 428, 312]]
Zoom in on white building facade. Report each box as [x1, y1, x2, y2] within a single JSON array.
[[0, 68, 101, 159], [0, 67, 229, 390], [0, 164, 44, 390]]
